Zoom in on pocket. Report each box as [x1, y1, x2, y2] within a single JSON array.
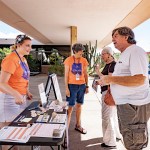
[[129, 123, 147, 144], [128, 104, 138, 111], [115, 60, 130, 75]]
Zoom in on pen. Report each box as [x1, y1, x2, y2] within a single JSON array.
[[28, 106, 39, 111], [19, 115, 26, 122], [17, 123, 33, 127], [14, 115, 23, 122], [17, 123, 27, 126]]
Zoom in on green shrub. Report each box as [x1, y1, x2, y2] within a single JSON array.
[[0, 48, 11, 69], [25, 55, 41, 72], [48, 65, 64, 76]]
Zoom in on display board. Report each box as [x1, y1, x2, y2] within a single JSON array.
[[38, 83, 47, 107], [45, 73, 63, 102]]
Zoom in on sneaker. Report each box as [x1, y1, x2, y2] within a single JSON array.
[[101, 143, 116, 149]]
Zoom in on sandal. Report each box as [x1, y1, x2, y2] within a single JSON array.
[[101, 143, 116, 149], [75, 125, 87, 134]]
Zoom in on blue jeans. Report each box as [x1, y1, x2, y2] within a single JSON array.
[[66, 84, 86, 106]]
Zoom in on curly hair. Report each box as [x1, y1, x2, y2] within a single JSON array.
[[112, 26, 136, 44], [72, 43, 85, 54]]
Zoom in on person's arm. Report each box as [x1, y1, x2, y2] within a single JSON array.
[[0, 70, 24, 104], [26, 89, 33, 100], [64, 65, 70, 97], [84, 66, 89, 93], [95, 65, 103, 77], [99, 74, 145, 86]]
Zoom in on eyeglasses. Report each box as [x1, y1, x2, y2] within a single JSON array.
[[101, 53, 108, 55]]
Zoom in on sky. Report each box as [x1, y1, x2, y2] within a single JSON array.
[[0, 19, 150, 52], [0, 21, 23, 38], [108, 19, 150, 52]]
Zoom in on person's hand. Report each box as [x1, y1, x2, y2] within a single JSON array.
[[14, 93, 24, 105], [97, 75, 110, 86], [95, 64, 100, 74], [27, 91, 33, 100], [85, 87, 89, 94], [95, 64, 103, 77], [66, 88, 70, 97]]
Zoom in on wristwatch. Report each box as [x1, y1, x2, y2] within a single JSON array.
[[86, 85, 89, 88]]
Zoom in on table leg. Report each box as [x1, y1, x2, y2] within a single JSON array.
[[49, 146, 54, 150], [58, 145, 61, 150], [65, 113, 69, 150], [8, 145, 15, 150]]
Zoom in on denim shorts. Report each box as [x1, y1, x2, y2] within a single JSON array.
[[66, 84, 86, 106]]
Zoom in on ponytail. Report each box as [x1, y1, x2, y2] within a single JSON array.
[[10, 44, 17, 51]]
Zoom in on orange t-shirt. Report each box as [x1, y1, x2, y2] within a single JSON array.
[[1, 52, 30, 94], [64, 56, 88, 84]]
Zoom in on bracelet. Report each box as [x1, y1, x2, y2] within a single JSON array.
[[86, 85, 89, 88]]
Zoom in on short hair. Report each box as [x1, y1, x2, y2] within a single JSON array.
[[102, 47, 114, 56], [72, 43, 85, 53], [112, 26, 136, 44]]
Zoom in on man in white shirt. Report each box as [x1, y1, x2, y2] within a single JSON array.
[[98, 26, 150, 150]]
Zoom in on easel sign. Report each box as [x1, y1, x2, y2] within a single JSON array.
[[45, 73, 63, 102], [51, 74, 63, 102], [45, 75, 52, 97]]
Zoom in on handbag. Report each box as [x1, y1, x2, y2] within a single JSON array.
[[104, 86, 115, 106], [103, 63, 115, 106]]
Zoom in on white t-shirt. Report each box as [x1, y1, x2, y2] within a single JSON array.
[[111, 44, 150, 105]]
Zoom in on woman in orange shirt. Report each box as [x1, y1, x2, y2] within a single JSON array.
[[64, 43, 89, 134], [0, 35, 32, 150]]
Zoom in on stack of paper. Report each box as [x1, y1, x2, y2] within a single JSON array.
[[0, 123, 66, 143], [49, 114, 66, 123], [30, 123, 66, 138], [48, 100, 68, 112], [0, 126, 31, 143]]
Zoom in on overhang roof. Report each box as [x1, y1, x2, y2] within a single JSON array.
[[0, 0, 150, 47]]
